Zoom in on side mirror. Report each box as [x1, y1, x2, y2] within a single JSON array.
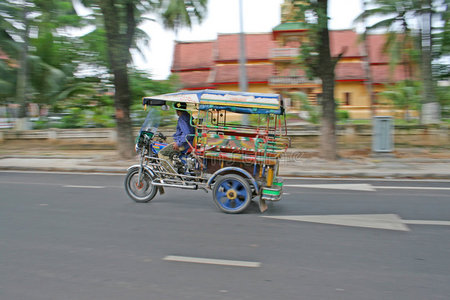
[[161, 104, 170, 111]]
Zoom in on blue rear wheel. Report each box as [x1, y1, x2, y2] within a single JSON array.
[[212, 174, 252, 214]]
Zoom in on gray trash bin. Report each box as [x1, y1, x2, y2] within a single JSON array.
[[372, 116, 393, 153]]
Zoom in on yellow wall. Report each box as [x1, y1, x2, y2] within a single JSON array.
[[214, 81, 419, 119], [216, 85, 239, 92], [214, 83, 274, 94], [249, 83, 274, 93], [334, 82, 370, 118], [335, 82, 370, 107]]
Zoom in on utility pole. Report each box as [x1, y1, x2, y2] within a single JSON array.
[[420, 0, 440, 124], [238, 0, 249, 125], [361, 0, 376, 118]]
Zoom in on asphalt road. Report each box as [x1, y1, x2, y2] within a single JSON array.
[[1, 171, 449, 300]]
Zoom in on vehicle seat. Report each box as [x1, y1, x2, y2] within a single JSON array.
[[180, 146, 193, 155]]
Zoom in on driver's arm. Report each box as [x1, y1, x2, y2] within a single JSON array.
[[173, 117, 188, 148]]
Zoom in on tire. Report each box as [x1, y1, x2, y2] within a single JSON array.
[[124, 167, 157, 203], [212, 174, 252, 214]]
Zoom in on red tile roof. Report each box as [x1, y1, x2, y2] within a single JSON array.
[[214, 64, 274, 84], [335, 62, 366, 81], [330, 30, 362, 58], [276, 62, 366, 81], [277, 67, 307, 77], [366, 34, 391, 64], [371, 64, 412, 84], [216, 33, 277, 62], [176, 70, 213, 89], [172, 41, 214, 71], [172, 31, 412, 89]]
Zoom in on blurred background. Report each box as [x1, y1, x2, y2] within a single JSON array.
[[0, 0, 449, 158]]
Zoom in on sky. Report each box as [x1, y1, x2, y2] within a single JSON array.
[[135, 0, 365, 80]]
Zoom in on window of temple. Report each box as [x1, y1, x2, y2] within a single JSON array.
[[344, 92, 351, 106]]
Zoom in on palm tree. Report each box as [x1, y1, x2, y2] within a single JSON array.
[[355, 0, 419, 79], [0, 50, 17, 105], [0, 1, 31, 126], [80, 0, 208, 159], [0, 0, 87, 128], [355, 0, 444, 124], [418, 0, 441, 124], [297, 0, 343, 160], [379, 80, 422, 120]]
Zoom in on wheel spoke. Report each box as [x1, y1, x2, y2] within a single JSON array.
[[225, 180, 234, 190], [236, 189, 247, 198], [216, 191, 227, 200], [224, 199, 233, 208], [231, 180, 241, 190], [234, 198, 243, 207], [220, 182, 230, 192]]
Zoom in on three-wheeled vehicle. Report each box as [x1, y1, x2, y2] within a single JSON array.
[[124, 90, 289, 213]]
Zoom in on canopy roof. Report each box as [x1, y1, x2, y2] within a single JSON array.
[[143, 90, 284, 114]]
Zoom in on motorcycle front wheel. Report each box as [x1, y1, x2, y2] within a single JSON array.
[[124, 167, 157, 203]]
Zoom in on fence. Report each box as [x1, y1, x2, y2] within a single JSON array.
[[0, 128, 117, 143], [0, 125, 448, 149]]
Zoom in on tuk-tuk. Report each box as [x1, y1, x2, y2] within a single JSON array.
[[124, 90, 289, 213]]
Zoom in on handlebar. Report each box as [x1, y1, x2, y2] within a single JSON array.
[[157, 132, 167, 141], [135, 130, 168, 154]]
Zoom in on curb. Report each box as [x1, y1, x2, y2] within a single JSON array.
[[1, 165, 450, 179], [0, 165, 127, 174], [1, 155, 450, 179]]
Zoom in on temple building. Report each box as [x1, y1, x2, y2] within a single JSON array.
[[170, 1, 413, 119]]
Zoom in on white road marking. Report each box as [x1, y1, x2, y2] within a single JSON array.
[[63, 185, 105, 189], [284, 183, 376, 192], [376, 186, 450, 191], [281, 176, 450, 183], [284, 183, 450, 192], [163, 255, 261, 268], [0, 170, 124, 176], [263, 214, 450, 231], [403, 220, 450, 226], [263, 214, 409, 231], [0, 180, 119, 189], [0, 181, 60, 186]]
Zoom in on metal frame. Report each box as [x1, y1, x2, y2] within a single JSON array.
[[127, 90, 289, 213]]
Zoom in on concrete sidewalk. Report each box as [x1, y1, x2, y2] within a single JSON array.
[[1, 149, 450, 179]]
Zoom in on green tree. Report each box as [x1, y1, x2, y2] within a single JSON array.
[[0, 50, 17, 104], [435, 85, 450, 118], [79, 0, 207, 159], [355, 0, 448, 124], [436, 0, 450, 63], [0, 0, 90, 127], [379, 80, 422, 120], [355, 0, 420, 78], [296, 0, 344, 160], [0, 1, 31, 124]]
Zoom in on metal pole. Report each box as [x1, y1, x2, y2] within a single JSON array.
[[361, 0, 376, 118], [238, 0, 249, 125]]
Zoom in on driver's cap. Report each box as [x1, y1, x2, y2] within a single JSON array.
[[174, 102, 187, 110]]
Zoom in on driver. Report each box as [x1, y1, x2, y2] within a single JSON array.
[[158, 102, 194, 170]]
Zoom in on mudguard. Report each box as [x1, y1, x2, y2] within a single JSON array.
[[127, 164, 156, 178], [207, 167, 259, 192]]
